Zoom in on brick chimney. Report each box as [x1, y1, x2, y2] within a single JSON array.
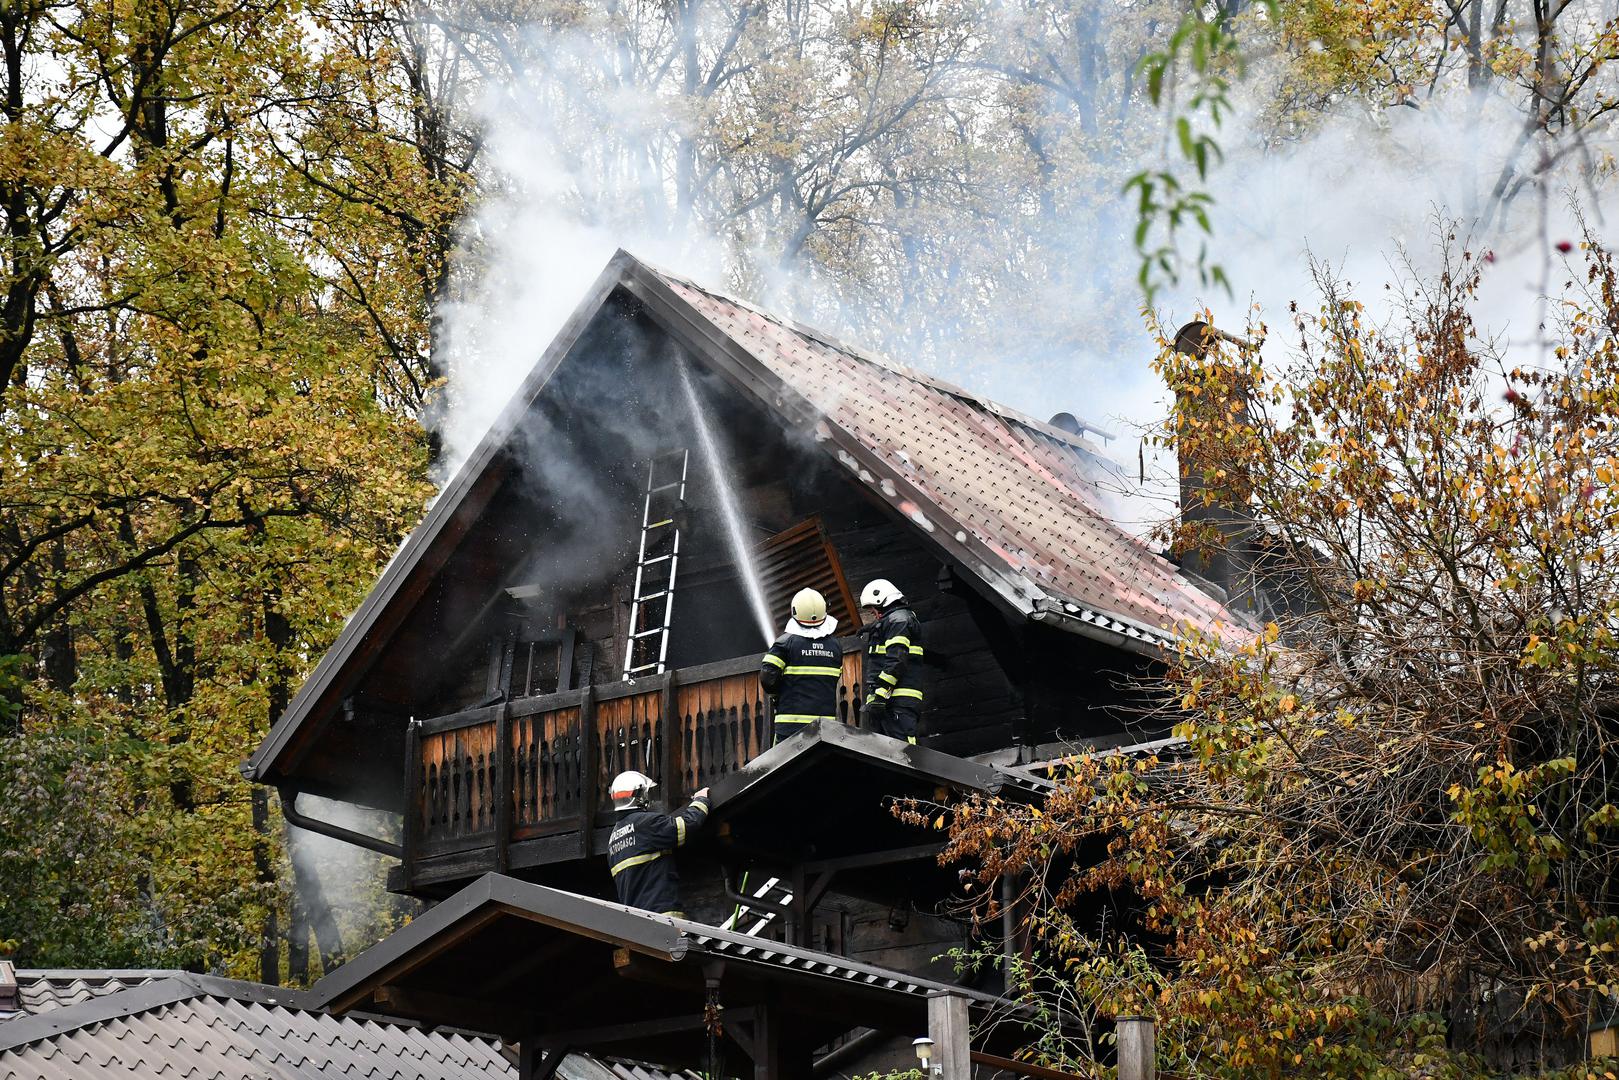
[[1171, 320, 1259, 610]]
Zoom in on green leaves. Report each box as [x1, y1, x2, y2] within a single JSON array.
[[1127, 1, 1277, 304]]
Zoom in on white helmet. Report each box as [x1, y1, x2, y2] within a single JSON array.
[[791, 588, 827, 626], [860, 579, 904, 610], [610, 770, 656, 811]]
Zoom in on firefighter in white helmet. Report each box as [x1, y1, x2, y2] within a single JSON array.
[[606, 770, 710, 917], [859, 578, 925, 744], [759, 587, 841, 745]]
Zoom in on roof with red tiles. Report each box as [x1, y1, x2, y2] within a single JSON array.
[[652, 269, 1239, 646]]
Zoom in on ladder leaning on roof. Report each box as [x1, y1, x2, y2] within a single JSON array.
[[623, 449, 690, 680], [721, 874, 796, 936]]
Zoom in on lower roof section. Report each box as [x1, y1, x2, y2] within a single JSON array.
[[314, 874, 1012, 1068]]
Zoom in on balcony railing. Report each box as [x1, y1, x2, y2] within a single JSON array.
[[402, 643, 864, 883]]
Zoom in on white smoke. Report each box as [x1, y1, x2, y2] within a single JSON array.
[[427, 7, 1616, 532]]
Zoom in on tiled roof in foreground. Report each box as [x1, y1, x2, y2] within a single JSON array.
[[0, 969, 184, 1022], [0, 969, 693, 1080]]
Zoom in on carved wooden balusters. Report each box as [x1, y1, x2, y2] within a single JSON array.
[[410, 650, 864, 853]]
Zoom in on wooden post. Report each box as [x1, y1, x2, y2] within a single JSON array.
[[579, 685, 599, 856], [660, 671, 680, 806], [494, 703, 513, 874], [752, 1001, 781, 1080], [401, 719, 422, 892], [519, 1040, 568, 1080], [927, 991, 971, 1080], [1117, 1016, 1155, 1080]]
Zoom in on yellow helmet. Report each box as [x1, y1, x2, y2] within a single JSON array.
[[791, 588, 827, 627]]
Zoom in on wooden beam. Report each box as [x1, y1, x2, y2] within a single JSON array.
[[580, 685, 599, 856], [495, 703, 513, 874], [521, 1042, 570, 1080], [928, 992, 970, 1080], [660, 670, 680, 805], [969, 1052, 1097, 1080], [401, 719, 423, 892], [800, 842, 946, 875], [325, 907, 505, 1013], [611, 947, 697, 994], [537, 1012, 712, 1048], [752, 1001, 780, 1080], [482, 934, 581, 996], [372, 983, 530, 1037], [1116, 1017, 1155, 1080]]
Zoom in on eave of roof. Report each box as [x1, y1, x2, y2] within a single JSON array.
[[710, 720, 1049, 811], [314, 873, 1004, 1020]]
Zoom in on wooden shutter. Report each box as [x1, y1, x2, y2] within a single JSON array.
[[756, 517, 859, 631]]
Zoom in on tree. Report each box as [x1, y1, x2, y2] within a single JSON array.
[[923, 232, 1619, 1075], [0, 0, 435, 974]]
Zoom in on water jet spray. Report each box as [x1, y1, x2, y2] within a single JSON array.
[[677, 360, 776, 648]]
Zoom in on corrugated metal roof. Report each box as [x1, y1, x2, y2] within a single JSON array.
[[655, 270, 1239, 646], [0, 970, 689, 1080], [0, 987, 511, 1079], [2, 970, 186, 1021]]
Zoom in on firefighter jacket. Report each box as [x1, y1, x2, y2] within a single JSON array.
[[862, 604, 925, 714], [760, 617, 842, 731], [608, 794, 711, 916]]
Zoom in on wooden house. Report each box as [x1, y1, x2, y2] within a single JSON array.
[[245, 252, 1248, 1078]]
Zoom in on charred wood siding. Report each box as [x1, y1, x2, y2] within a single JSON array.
[[827, 520, 1024, 752]]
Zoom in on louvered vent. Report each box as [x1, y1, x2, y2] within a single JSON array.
[[756, 517, 858, 631]]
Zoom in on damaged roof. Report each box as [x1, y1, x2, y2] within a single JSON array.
[[247, 251, 1238, 790], [648, 270, 1235, 646]]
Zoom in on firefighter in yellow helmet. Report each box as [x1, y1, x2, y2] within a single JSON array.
[[759, 588, 842, 745]]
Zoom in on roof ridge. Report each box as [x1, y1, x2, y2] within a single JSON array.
[[640, 260, 1114, 444], [0, 972, 321, 1055]]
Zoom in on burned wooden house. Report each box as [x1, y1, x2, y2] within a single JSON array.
[[245, 252, 1247, 1078]]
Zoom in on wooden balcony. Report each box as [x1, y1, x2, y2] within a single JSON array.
[[400, 644, 864, 890]]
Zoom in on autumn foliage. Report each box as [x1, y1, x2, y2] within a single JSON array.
[[928, 237, 1619, 1076]]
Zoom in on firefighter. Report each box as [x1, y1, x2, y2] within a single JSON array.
[[606, 770, 711, 918], [859, 578, 925, 743], [760, 587, 842, 745]]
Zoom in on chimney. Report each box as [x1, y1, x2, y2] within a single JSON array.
[[1170, 320, 1257, 608]]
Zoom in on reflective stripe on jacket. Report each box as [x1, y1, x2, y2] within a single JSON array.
[[608, 796, 710, 915], [760, 632, 841, 724], [863, 605, 924, 709]]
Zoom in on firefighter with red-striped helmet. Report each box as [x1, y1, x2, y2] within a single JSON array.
[[606, 771, 710, 917]]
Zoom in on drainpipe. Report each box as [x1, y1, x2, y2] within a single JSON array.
[[278, 787, 403, 858]]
